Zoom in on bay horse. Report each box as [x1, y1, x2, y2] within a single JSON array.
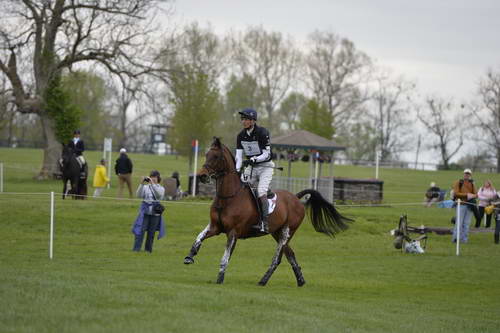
[[61, 145, 87, 200], [183, 137, 353, 286]]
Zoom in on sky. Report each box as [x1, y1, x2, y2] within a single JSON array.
[[169, 0, 500, 163]]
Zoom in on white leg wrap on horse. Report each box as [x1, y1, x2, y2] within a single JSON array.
[[219, 236, 236, 273]]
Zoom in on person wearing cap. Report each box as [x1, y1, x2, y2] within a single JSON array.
[[131, 170, 166, 252], [235, 108, 274, 233], [475, 179, 497, 228], [67, 130, 86, 173], [451, 168, 478, 243], [115, 148, 133, 198], [92, 158, 110, 197], [424, 182, 441, 207]]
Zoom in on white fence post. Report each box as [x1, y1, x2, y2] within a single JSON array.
[[192, 140, 199, 197], [314, 152, 319, 190], [49, 191, 54, 259], [103, 138, 112, 189], [456, 199, 461, 256]]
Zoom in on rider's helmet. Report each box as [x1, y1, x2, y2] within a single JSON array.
[[238, 108, 257, 121], [74, 129, 81, 135]]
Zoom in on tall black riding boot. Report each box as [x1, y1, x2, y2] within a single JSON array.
[[495, 233, 499, 244], [259, 195, 269, 233]]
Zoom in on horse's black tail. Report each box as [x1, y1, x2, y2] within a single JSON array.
[[296, 189, 353, 238]]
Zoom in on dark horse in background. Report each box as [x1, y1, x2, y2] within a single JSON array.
[[184, 137, 353, 286], [61, 145, 87, 199]]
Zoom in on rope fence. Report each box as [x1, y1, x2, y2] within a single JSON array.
[[1, 189, 482, 260]]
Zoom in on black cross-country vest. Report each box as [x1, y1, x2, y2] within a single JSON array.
[[236, 125, 272, 163]]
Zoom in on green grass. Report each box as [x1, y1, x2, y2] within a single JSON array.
[[1, 148, 500, 332]]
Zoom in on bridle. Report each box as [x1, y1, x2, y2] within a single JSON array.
[[202, 146, 242, 200], [202, 147, 228, 179]]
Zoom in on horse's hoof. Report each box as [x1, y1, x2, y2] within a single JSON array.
[[297, 279, 306, 287], [183, 256, 194, 265], [258, 280, 267, 286], [216, 276, 224, 284]]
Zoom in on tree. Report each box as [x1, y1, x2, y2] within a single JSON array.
[[304, 30, 371, 133], [168, 65, 221, 156], [417, 97, 464, 170], [369, 72, 416, 161], [221, 74, 262, 142], [0, 0, 170, 178], [160, 23, 225, 154], [457, 151, 495, 172], [335, 121, 378, 163], [45, 75, 81, 145], [470, 68, 500, 172], [62, 70, 112, 147], [232, 26, 299, 132], [298, 99, 333, 139], [277, 92, 307, 133]]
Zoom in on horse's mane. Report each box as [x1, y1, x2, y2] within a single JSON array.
[[222, 145, 236, 166]]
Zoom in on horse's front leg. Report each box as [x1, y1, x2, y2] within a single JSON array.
[[216, 232, 237, 284], [184, 224, 217, 264], [62, 180, 67, 200], [258, 225, 290, 286]]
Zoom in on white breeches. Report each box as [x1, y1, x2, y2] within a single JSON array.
[[76, 155, 85, 167], [241, 161, 274, 197]]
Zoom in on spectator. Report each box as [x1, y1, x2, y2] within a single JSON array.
[[476, 180, 497, 228], [171, 171, 183, 199], [131, 170, 166, 252], [92, 159, 109, 197], [424, 182, 441, 207], [115, 148, 133, 198], [451, 168, 477, 243]]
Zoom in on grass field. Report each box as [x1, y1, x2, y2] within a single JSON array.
[[1, 148, 500, 332]]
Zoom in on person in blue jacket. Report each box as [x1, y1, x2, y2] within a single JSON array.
[[131, 170, 166, 252]]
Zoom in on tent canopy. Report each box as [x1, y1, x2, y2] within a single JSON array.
[[272, 130, 346, 152]]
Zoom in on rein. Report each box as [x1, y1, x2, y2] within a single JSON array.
[[215, 172, 243, 200]]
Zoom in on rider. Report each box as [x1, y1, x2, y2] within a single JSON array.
[[68, 130, 86, 173], [235, 108, 274, 233]]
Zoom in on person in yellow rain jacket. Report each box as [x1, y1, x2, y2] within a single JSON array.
[[93, 159, 110, 197]]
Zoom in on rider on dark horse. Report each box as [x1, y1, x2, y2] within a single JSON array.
[[68, 129, 86, 177], [235, 108, 274, 234]]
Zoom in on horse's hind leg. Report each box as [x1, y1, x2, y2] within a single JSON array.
[[184, 224, 217, 264], [258, 225, 290, 286], [283, 245, 305, 287], [216, 232, 237, 284]]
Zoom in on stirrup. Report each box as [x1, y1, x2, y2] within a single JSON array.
[[251, 221, 268, 233]]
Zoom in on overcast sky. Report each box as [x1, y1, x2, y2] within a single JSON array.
[[172, 0, 500, 101]]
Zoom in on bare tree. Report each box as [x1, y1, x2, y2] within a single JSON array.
[[0, 0, 171, 178], [417, 97, 464, 169], [232, 26, 299, 132], [106, 75, 167, 150], [304, 30, 371, 133], [369, 71, 416, 161], [470, 68, 500, 172]]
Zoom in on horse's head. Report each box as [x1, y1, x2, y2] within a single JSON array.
[[199, 137, 234, 184], [61, 145, 74, 165]]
